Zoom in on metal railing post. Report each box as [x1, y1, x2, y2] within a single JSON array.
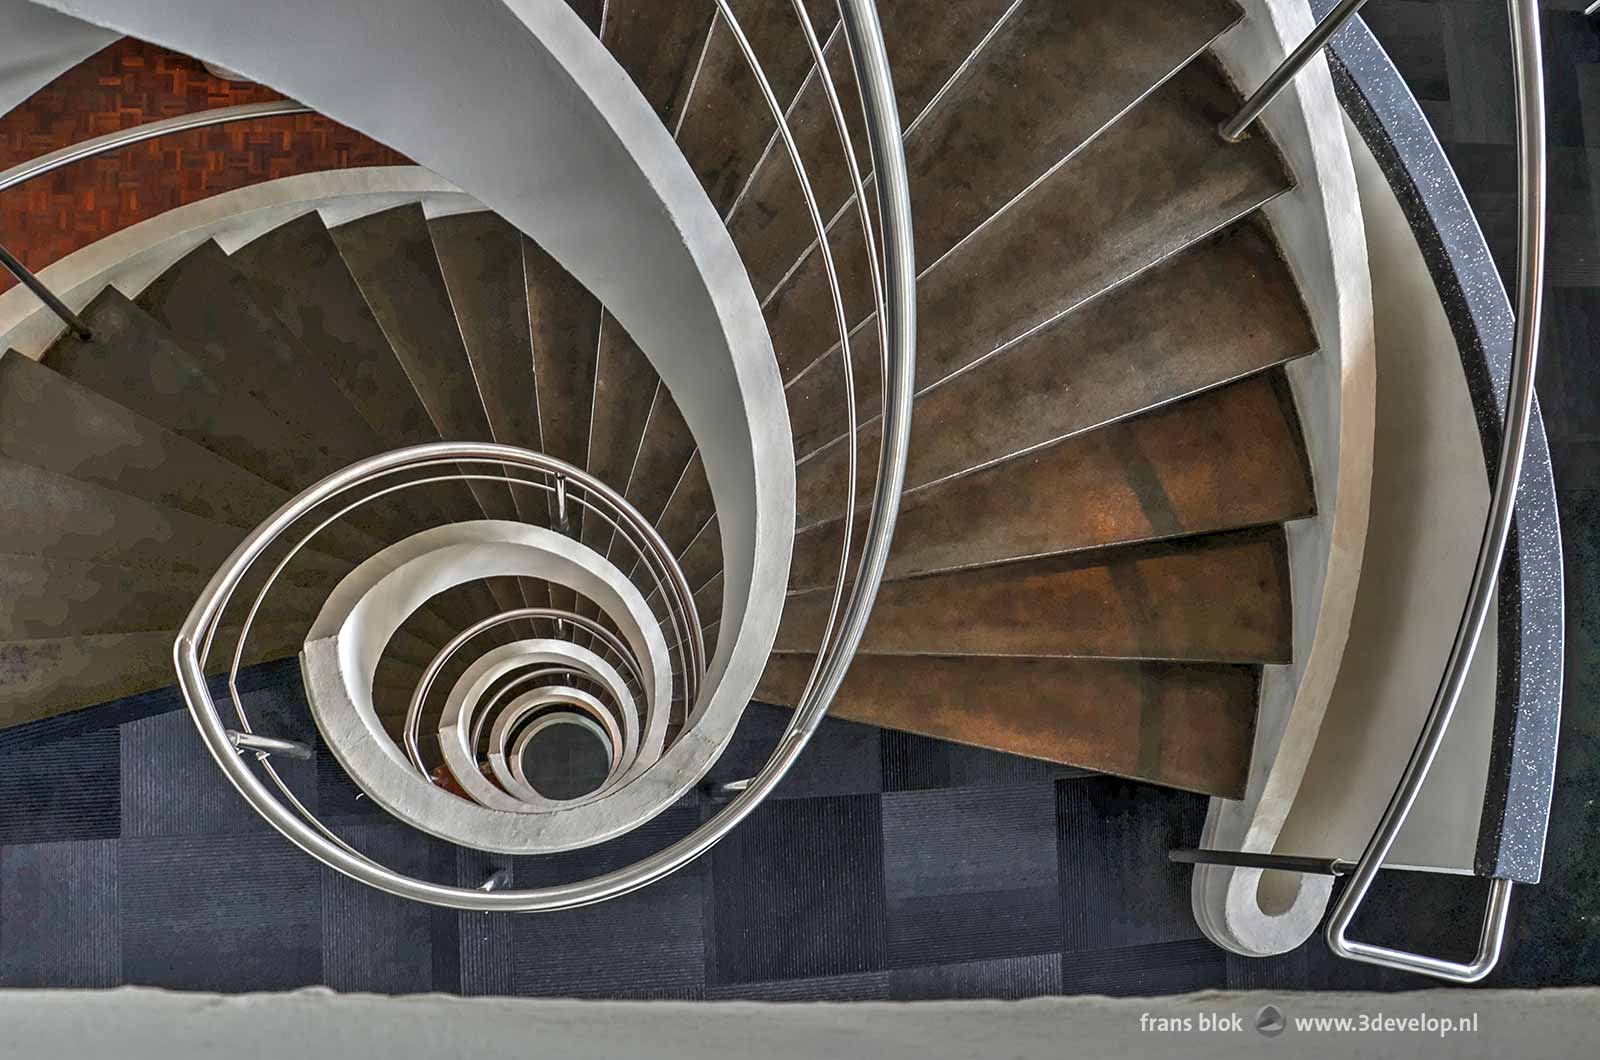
[[0, 243, 93, 340], [1219, 0, 1371, 142]]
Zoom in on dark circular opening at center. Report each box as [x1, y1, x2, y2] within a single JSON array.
[[518, 718, 610, 800]]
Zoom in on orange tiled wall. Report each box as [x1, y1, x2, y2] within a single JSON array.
[[0, 37, 410, 294]]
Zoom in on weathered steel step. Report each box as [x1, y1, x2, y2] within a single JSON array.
[[232, 211, 525, 637], [789, 370, 1314, 592], [602, 0, 715, 130], [792, 221, 1315, 526], [232, 211, 441, 453], [0, 625, 306, 731], [137, 241, 388, 474], [725, 0, 1017, 297], [732, 0, 1235, 307], [0, 455, 346, 588], [431, 213, 544, 522], [330, 203, 519, 525], [776, 56, 1292, 456], [0, 553, 316, 639], [582, 317, 660, 560], [44, 290, 358, 499], [779, 526, 1293, 665], [673, 0, 841, 215], [0, 350, 294, 541], [757, 653, 1258, 798], [432, 212, 559, 620]]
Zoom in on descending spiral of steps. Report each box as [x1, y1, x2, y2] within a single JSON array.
[[0, 0, 1362, 908]]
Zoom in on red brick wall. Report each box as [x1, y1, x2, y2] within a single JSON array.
[[0, 37, 410, 293]]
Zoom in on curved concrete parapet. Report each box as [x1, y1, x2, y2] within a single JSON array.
[[488, 689, 624, 803], [1198, 0, 1376, 956], [302, 520, 712, 853], [449, 654, 634, 811]]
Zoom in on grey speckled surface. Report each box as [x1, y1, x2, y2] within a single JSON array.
[[1318, 0, 1565, 886]]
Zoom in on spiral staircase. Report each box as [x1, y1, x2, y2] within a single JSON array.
[[0, 0, 1555, 983], [3, 0, 1341, 897]]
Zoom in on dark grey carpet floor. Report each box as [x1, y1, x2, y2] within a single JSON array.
[[2, 0, 1598, 996]]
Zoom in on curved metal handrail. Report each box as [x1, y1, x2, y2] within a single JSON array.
[[1324, 0, 1545, 983], [0, 100, 314, 337], [405, 605, 647, 773], [0, 99, 314, 195], [1215, 0, 1546, 983]]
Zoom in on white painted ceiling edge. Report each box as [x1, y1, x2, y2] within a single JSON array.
[[1198, 0, 1376, 958], [0, 0, 114, 116], [21, 0, 797, 805]]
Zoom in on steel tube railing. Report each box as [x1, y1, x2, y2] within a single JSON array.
[[0, 243, 93, 339], [1323, 0, 1545, 983], [0, 99, 313, 195], [1220, 0, 1371, 142], [0, 100, 313, 340]]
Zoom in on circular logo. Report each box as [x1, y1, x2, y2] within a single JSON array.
[[1255, 1004, 1286, 1038]]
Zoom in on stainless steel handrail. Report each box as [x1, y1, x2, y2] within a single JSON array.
[[206, 456, 701, 714], [0, 99, 313, 195], [1211, 0, 1546, 983], [1324, 0, 1545, 983], [0, 100, 312, 338]]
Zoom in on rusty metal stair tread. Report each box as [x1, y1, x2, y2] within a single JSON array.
[[229, 211, 526, 637], [600, 0, 715, 130], [328, 202, 531, 623], [583, 317, 661, 560], [430, 211, 559, 624], [788, 369, 1315, 592], [774, 54, 1294, 457], [672, 0, 842, 215], [229, 211, 443, 454], [41, 289, 361, 499], [778, 526, 1293, 665], [0, 454, 348, 587], [655, 47, 1303, 596], [791, 221, 1316, 528], [756, 653, 1259, 798], [430, 212, 545, 517], [724, 0, 1018, 298], [0, 552, 319, 640], [327, 203, 517, 525], [0, 348, 293, 539], [135, 240, 389, 475], [729, 0, 1235, 304], [0, 625, 307, 731], [520, 234, 602, 526]]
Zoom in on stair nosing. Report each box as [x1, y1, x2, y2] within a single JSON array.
[[756, 17, 1246, 317], [783, 181, 1294, 406], [791, 345, 1318, 537], [767, 647, 1290, 666], [721, 17, 847, 226], [784, 517, 1313, 598]]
